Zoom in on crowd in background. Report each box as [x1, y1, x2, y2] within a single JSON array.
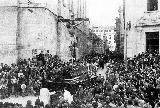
[[1, 50, 160, 108], [0, 50, 105, 108]]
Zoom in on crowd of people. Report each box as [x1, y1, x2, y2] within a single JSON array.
[[0, 98, 46, 108], [1, 49, 160, 108], [0, 50, 104, 108]]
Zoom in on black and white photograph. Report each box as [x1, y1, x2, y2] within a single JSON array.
[[1, 0, 160, 108]]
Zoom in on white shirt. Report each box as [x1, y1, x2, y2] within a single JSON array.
[[97, 102, 102, 108], [11, 78, 17, 84], [64, 89, 73, 104], [21, 84, 26, 89]]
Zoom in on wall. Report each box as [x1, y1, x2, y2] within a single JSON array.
[[125, 0, 160, 57], [125, 0, 147, 25], [135, 26, 160, 54], [0, 0, 17, 6], [60, 23, 73, 61], [18, 7, 73, 62], [89, 32, 104, 55], [0, 7, 18, 65], [92, 26, 116, 51], [0, 0, 90, 64], [125, 0, 146, 57], [91, 27, 104, 40], [18, 8, 58, 59], [115, 18, 121, 53], [76, 28, 92, 59], [94, 39, 104, 54], [0, 6, 73, 64], [72, 0, 87, 18]]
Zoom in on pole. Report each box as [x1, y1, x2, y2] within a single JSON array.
[[104, 38, 106, 55], [77, 0, 79, 18], [84, 0, 86, 18], [71, 16, 76, 61], [68, 0, 71, 17], [74, 41, 76, 61], [83, 0, 85, 18], [123, 0, 127, 105], [71, 0, 74, 14], [80, 0, 81, 18], [57, 0, 61, 57], [106, 38, 108, 55], [16, 0, 21, 63], [123, 0, 127, 70]]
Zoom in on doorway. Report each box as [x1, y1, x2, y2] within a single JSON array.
[[146, 32, 159, 53]]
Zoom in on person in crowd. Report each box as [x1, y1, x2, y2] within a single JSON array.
[[21, 82, 26, 97], [11, 76, 17, 95], [26, 100, 34, 108], [37, 51, 45, 65], [2, 49, 160, 108]]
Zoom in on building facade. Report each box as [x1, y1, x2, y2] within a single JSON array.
[[91, 26, 116, 51], [89, 32, 104, 54], [64, 0, 92, 60], [0, 0, 90, 64], [125, 0, 160, 57]]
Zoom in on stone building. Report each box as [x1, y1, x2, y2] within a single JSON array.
[[91, 26, 116, 52], [89, 32, 104, 54], [125, 0, 160, 57], [0, 0, 91, 64], [63, 0, 91, 60]]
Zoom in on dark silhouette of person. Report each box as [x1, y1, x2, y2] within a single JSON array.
[[37, 51, 45, 65]]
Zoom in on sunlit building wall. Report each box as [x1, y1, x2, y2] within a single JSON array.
[[0, 0, 73, 64], [91, 26, 116, 51], [125, 0, 160, 57]]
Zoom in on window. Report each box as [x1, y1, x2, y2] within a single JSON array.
[[96, 30, 98, 32], [109, 30, 111, 32], [147, 0, 158, 11]]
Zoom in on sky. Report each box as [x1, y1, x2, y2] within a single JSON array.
[[87, 0, 123, 27]]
